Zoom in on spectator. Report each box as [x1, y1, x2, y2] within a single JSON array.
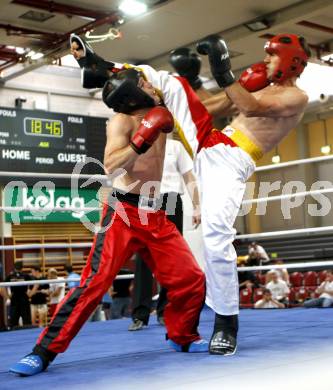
[[0, 275, 10, 301], [303, 271, 333, 308], [5, 261, 31, 329], [0, 259, 3, 280], [102, 287, 113, 320], [265, 271, 290, 305], [265, 260, 290, 285], [28, 267, 49, 327], [89, 302, 103, 322], [238, 263, 259, 291], [254, 289, 285, 309], [47, 268, 66, 318], [111, 269, 133, 319], [65, 265, 80, 289], [247, 241, 270, 266]]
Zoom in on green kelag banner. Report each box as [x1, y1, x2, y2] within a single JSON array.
[[4, 186, 100, 223]]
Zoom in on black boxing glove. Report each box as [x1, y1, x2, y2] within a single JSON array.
[[81, 67, 110, 89], [70, 34, 116, 88], [130, 107, 174, 154], [196, 34, 235, 89], [169, 48, 202, 90]]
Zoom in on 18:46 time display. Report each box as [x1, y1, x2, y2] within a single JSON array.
[[24, 117, 63, 138]]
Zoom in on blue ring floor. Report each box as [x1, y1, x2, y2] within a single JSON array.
[[1, 307, 332, 390]]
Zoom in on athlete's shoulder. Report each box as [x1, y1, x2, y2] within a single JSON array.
[[106, 113, 134, 138]]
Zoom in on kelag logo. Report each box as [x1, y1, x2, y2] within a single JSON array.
[[4, 184, 100, 223]]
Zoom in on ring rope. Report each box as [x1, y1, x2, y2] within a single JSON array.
[[238, 260, 333, 272], [2, 260, 333, 288], [241, 187, 333, 205], [0, 274, 134, 288], [0, 206, 101, 212], [0, 242, 92, 250], [255, 154, 333, 172], [236, 226, 333, 240], [0, 155, 332, 181]]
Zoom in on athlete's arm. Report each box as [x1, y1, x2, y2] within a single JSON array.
[[202, 90, 238, 117], [103, 114, 138, 174], [182, 170, 201, 227], [224, 83, 308, 118]]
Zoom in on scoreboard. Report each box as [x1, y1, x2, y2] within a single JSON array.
[[0, 107, 107, 185]]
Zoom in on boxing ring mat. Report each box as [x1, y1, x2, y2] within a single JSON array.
[[1, 306, 332, 390]]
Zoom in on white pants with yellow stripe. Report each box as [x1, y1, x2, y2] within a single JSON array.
[[195, 142, 256, 315]]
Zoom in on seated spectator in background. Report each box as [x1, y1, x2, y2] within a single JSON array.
[[265, 271, 290, 305], [5, 261, 31, 329], [254, 289, 285, 309], [238, 263, 259, 291], [304, 271, 333, 308], [247, 242, 270, 266], [28, 267, 49, 327], [89, 302, 103, 322], [265, 260, 290, 285], [47, 268, 66, 318], [102, 287, 114, 320], [111, 269, 133, 319], [0, 275, 10, 300], [65, 265, 80, 289]]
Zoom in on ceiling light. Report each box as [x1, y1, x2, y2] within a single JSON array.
[[244, 18, 271, 32], [272, 155, 281, 164], [30, 52, 44, 60], [119, 0, 147, 16], [321, 145, 331, 155]]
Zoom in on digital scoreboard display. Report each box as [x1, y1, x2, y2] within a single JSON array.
[[0, 107, 108, 185]]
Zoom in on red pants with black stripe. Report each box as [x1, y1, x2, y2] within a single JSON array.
[[35, 197, 205, 356]]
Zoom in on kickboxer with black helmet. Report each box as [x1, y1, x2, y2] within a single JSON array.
[[10, 67, 208, 376]]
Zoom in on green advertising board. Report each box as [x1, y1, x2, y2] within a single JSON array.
[[4, 186, 100, 223]]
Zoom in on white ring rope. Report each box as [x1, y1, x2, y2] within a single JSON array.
[[0, 242, 92, 250], [238, 260, 333, 272], [0, 225, 332, 251], [0, 154, 332, 181], [242, 187, 333, 205], [0, 274, 134, 288], [255, 154, 333, 172], [1, 260, 333, 288], [0, 171, 107, 180], [0, 206, 101, 212], [236, 225, 333, 240]]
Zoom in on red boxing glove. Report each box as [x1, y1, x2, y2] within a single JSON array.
[[239, 62, 269, 92], [130, 106, 174, 154]]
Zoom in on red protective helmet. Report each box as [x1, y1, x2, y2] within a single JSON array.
[[264, 34, 309, 83]]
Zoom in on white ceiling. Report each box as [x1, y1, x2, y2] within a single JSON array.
[[0, 0, 332, 83]]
